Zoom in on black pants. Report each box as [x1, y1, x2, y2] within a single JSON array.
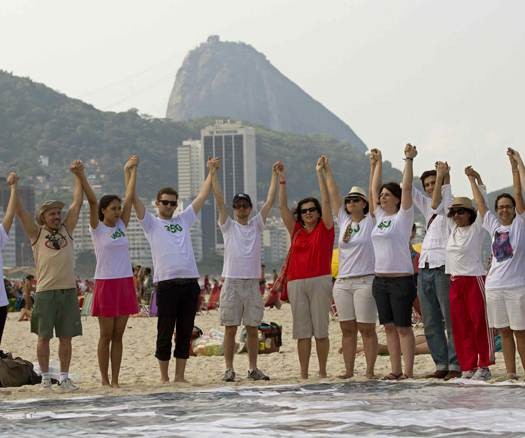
[[155, 279, 200, 360], [0, 306, 7, 345]]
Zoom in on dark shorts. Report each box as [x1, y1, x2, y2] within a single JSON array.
[[372, 276, 417, 327]]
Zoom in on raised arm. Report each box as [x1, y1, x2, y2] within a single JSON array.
[[431, 161, 449, 210], [465, 166, 488, 217], [401, 144, 417, 210], [2, 172, 19, 234], [63, 160, 85, 235], [15, 183, 39, 242], [192, 157, 218, 214], [508, 148, 525, 214], [210, 159, 228, 225], [324, 156, 342, 214], [317, 156, 334, 229], [78, 163, 99, 229], [277, 162, 295, 235], [369, 148, 382, 214], [260, 162, 279, 221], [122, 155, 139, 227]]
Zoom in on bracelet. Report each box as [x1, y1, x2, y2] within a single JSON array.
[[403, 157, 414, 161], [279, 180, 286, 185]]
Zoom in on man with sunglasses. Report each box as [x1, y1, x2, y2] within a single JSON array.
[[133, 157, 219, 383], [16, 161, 85, 392], [412, 161, 460, 380], [210, 161, 279, 382]]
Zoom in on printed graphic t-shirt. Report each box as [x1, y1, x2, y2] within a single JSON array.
[[484, 211, 525, 290], [139, 205, 199, 283]]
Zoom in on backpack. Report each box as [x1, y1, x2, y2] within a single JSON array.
[[257, 322, 282, 354], [0, 353, 42, 388]]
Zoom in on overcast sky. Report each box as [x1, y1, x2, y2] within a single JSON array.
[[1, 0, 524, 194]]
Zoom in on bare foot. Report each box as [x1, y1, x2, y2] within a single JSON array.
[[174, 377, 189, 383], [111, 382, 120, 388], [101, 380, 110, 386], [160, 378, 170, 384], [318, 373, 328, 379], [366, 374, 379, 380], [338, 373, 354, 379], [300, 374, 309, 380]]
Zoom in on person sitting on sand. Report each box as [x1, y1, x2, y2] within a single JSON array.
[[210, 159, 278, 382]]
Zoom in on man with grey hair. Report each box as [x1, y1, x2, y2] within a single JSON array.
[[16, 160, 86, 391]]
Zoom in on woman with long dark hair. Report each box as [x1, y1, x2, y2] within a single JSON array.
[[80, 156, 139, 387], [278, 157, 335, 379]]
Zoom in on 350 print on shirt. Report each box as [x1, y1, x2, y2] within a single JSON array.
[[164, 224, 183, 234]]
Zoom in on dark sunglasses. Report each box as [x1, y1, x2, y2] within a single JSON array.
[[159, 200, 177, 207], [233, 203, 251, 209], [345, 197, 363, 204], [300, 207, 318, 214], [450, 208, 468, 216]]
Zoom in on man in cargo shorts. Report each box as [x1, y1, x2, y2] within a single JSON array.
[[16, 161, 85, 391], [210, 160, 278, 382]]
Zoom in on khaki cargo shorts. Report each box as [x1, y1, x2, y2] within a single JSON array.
[[220, 278, 264, 327], [31, 289, 82, 339]]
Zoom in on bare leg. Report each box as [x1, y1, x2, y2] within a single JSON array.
[[384, 323, 402, 376], [158, 359, 170, 383], [174, 358, 187, 382], [513, 330, 525, 375], [397, 326, 415, 377], [110, 316, 128, 388], [58, 337, 72, 373], [246, 326, 259, 370], [358, 322, 378, 378], [499, 327, 517, 376], [339, 320, 357, 378], [315, 337, 330, 378], [223, 326, 238, 370], [98, 317, 114, 386], [37, 337, 51, 373], [298, 338, 312, 379]]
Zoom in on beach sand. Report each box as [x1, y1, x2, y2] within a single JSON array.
[[0, 304, 514, 400]]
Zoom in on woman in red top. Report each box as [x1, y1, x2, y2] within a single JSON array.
[[278, 157, 335, 379]]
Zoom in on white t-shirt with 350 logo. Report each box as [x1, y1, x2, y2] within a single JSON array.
[[140, 205, 199, 282]]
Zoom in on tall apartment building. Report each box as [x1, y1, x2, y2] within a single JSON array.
[[201, 120, 256, 254], [262, 217, 291, 265], [0, 209, 16, 267], [0, 177, 35, 266], [177, 140, 204, 262]]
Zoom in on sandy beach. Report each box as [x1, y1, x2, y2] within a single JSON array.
[[0, 304, 515, 400]]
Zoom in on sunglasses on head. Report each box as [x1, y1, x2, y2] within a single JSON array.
[[233, 202, 251, 209], [300, 207, 318, 214], [159, 200, 177, 207], [450, 208, 468, 216]]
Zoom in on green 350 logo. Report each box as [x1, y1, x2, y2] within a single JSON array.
[[377, 220, 392, 230], [111, 229, 125, 240], [164, 224, 183, 234]]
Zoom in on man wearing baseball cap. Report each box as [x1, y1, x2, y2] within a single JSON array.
[[16, 161, 86, 391], [210, 160, 279, 382]]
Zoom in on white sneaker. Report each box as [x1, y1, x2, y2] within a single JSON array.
[[40, 377, 53, 390], [461, 369, 476, 379], [471, 367, 491, 381], [58, 377, 79, 392]]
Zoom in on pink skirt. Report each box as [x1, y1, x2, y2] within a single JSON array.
[[92, 277, 139, 317]]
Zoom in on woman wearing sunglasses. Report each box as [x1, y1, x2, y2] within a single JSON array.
[[471, 149, 525, 381], [369, 145, 417, 380], [432, 162, 494, 381], [277, 157, 335, 379], [80, 155, 139, 387], [324, 157, 378, 379]]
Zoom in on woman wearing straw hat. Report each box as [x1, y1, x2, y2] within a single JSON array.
[[324, 158, 378, 379], [432, 162, 494, 381], [79, 155, 139, 387]]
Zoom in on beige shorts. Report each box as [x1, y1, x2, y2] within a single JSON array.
[[288, 275, 333, 339], [486, 286, 525, 330], [333, 275, 377, 323], [220, 278, 264, 327]]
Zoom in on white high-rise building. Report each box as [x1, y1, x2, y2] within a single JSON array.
[[263, 217, 290, 265], [201, 120, 257, 253], [177, 140, 203, 200], [0, 210, 16, 268]]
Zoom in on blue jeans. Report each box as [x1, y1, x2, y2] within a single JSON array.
[[418, 266, 459, 371]]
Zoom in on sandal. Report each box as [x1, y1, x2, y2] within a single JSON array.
[[382, 372, 403, 380]]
